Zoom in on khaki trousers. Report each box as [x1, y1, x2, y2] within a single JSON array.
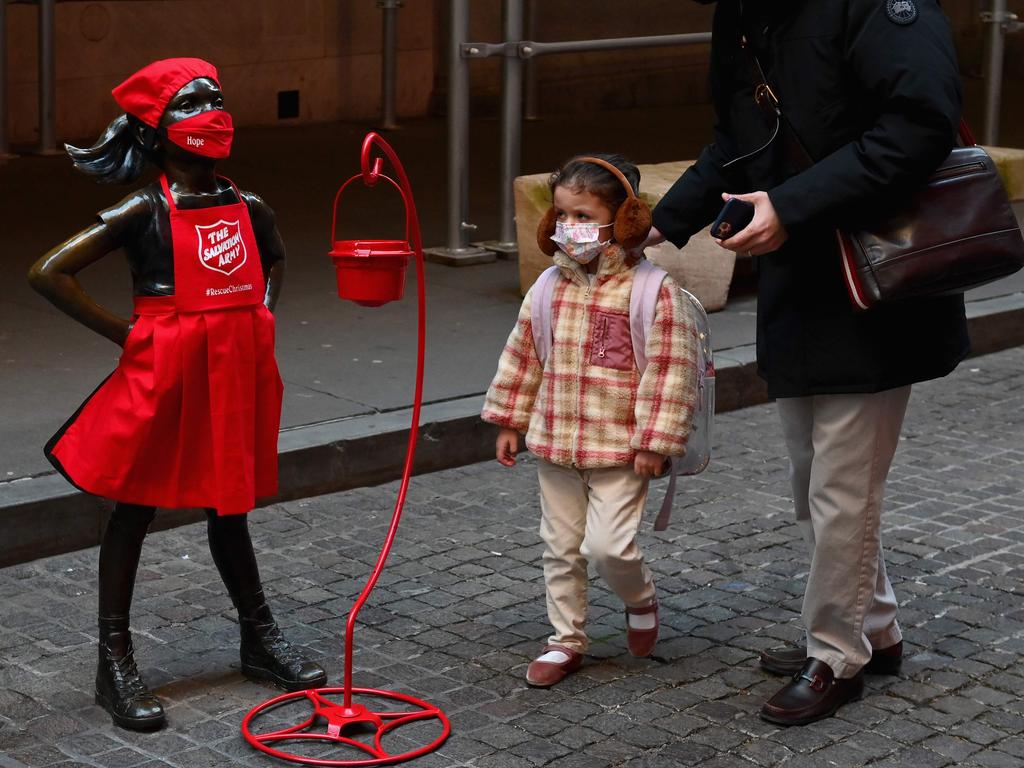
[[537, 459, 656, 652], [776, 386, 910, 678]]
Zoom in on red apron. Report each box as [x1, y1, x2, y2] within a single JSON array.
[[47, 175, 283, 515]]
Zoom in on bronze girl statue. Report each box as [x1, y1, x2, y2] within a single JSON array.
[[28, 58, 325, 731]]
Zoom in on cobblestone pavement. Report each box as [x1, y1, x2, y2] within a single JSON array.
[[2, 347, 1024, 768]]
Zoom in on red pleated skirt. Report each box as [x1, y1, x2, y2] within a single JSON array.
[[46, 297, 283, 515]]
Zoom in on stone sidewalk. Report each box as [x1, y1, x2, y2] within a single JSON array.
[[2, 347, 1023, 768]]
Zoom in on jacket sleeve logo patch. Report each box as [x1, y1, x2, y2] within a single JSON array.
[[886, 0, 918, 25]]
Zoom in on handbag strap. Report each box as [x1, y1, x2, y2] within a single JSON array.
[[739, 31, 976, 170], [958, 120, 978, 147], [731, 26, 823, 175]]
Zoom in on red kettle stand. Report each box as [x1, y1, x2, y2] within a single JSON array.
[[241, 133, 450, 766]]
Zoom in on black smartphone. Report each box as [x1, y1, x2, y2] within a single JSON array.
[[710, 198, 755, 241]]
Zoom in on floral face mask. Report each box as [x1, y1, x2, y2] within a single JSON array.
[[550, 221, 613, 264]]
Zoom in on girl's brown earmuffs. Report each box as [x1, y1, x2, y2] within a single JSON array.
[[536, 155, 652, 257]]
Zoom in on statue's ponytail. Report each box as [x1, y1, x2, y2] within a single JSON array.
[[65, 114, 156, 184]]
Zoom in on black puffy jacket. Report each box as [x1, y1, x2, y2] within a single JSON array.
[[654, 0, 969, 398]]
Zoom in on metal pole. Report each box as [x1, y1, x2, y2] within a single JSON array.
[[0, 0, 10, 157], [983, 0, 1006, 145], [378, 0, 401, 130], [523, 0, 539, 120], [496, 0, 523, 250], [38, 0, 58, 154], [424, 0, 492, 264], [447, 0, 469, 250], [982, 1, 1024, 144]]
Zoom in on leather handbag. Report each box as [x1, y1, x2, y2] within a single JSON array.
[[836, 122, 1024, 311], [742, 41, 1024, 311]]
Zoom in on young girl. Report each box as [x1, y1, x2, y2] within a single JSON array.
[[483, 154, 698, 687], [28, 58, 325, 731]]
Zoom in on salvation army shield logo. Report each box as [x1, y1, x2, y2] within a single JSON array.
[[195, 220, 248, 276]]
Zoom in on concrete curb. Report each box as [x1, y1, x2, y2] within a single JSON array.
[[2, 291, 1022, 567]]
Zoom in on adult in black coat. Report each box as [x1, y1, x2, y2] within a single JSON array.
[[652, 0, 969, 724]]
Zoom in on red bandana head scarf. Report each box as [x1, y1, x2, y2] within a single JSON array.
[[112, 58, 233, 158], [112, 58, 220, 128]]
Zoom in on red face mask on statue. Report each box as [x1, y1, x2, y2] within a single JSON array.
[[165, 110, 234, 158]]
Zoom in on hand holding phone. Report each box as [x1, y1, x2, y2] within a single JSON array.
[[710, 198, 756, 241]]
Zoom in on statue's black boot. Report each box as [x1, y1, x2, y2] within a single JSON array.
[[205, 508, 326, 691], [237, 591, 327, 691], [95, 505, 163, 731], [95, 620, 166, 731]]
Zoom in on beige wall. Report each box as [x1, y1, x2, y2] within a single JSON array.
[[5, 0, 437, 145], [2, 1, 1016, 146]]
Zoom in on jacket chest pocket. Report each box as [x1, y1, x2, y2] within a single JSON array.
[[590, 311, 633, 371]]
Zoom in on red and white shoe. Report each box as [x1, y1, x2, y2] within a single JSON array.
[[525, 644, 583, 688], [626, 598, 659, 657]]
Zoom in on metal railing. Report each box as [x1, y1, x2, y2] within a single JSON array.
[[982, 0, 1023, 146], [425, 0, 711, 264]]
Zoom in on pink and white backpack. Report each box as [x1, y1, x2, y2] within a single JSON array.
[[530, 259, 715, 530]]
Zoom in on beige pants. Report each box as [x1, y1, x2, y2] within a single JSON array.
[[777, 386, 910, 678], [537, 459, 656, 652]]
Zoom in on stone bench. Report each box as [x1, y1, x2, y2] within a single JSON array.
[[513, 146, 1024, 310], [989, 145, 1024, 203]]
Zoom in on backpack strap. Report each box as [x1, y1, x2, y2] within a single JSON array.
[[629, 259, 677, 533], [629, 259, 669, 374], [530, 266, 561, 367], [653, 462, 678, 532]]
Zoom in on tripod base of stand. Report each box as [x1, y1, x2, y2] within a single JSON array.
[[242, 687, 450, 767]]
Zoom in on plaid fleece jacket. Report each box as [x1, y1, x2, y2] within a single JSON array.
[[482, 244, 698, 469]]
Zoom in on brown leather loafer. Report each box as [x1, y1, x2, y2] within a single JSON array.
[[525, 644, 583, 688], [761, 658, 864, 727], [625, 599, 659, 657], [760, 640, 903, 676]]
